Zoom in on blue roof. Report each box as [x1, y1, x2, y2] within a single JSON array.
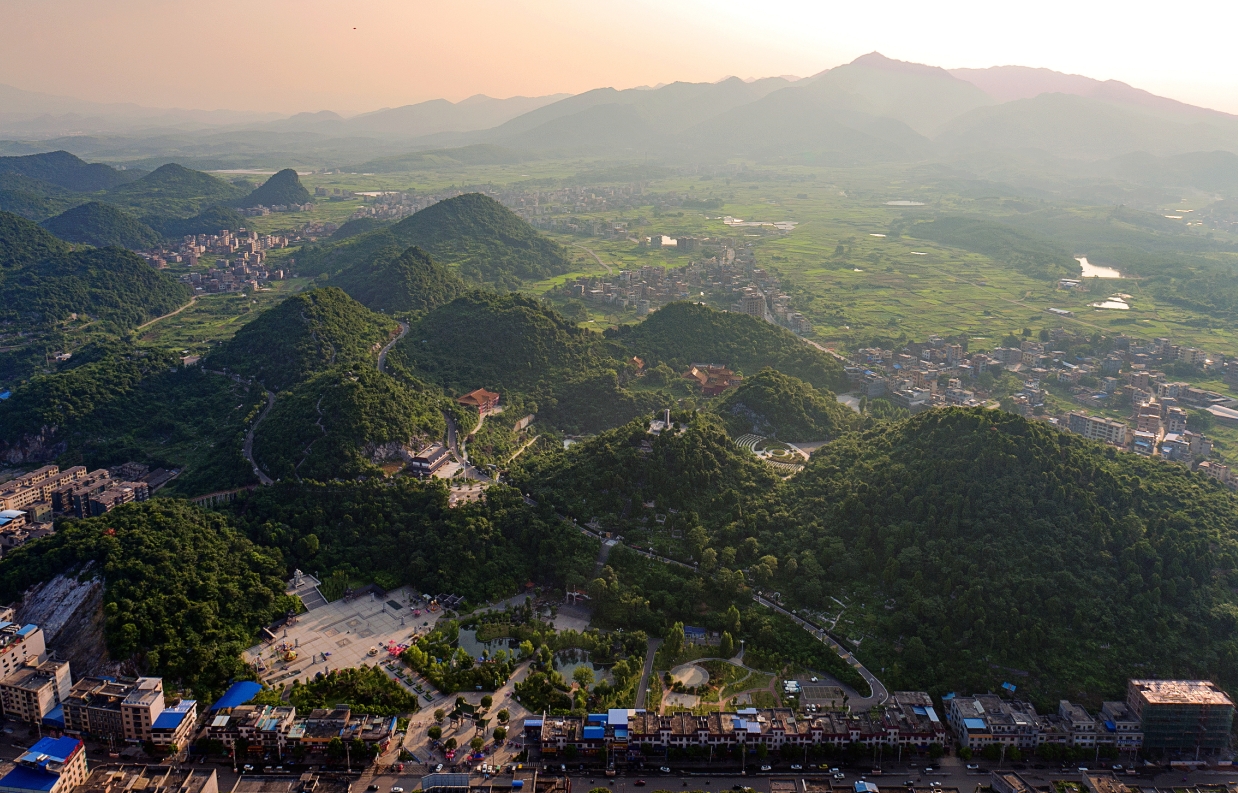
[[40, 705, 63, 730], [0, 766, 58, 792], [963, 717, 987, 730], [613, 728, 627, 740], [683, 626, 706, 636], [582, 726, 605, 740], [0, 392, 10, 400], [522, 718, 543, 728], [153, 709, 188, 730], [22, 737, 79, 765], [587, 714, 608, 723], [16, 625, 36, 637], [211, 681, 262, 711]]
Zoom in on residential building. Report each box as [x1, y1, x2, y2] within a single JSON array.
[[120, 677, 165, 742], [684, 364, 742, 396], [1127, 679, 1234, 754], [0, 624, 47, 681], [1066, 412, 1128, 446], [741, 292, 766, 318], [1131, 430, 1158, 456], [1198, 461, 1236, 488], [149, 700, 196, 751], [63, 677, 154, 742], [0, 659, 72, 724], [943, 694, 1041, 750], [1057, 701, 1098, 748], [990, 773, 1037, 793], [0, 737, 88, 793], [72, 765, 217, 793], [1099, 701, 1143, 752]]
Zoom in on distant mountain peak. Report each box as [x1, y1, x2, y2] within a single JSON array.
[[846, 52, 957, 79]]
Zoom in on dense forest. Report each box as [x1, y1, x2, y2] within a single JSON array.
[[757, 408, 1238, 702], [253, 366, 447, 481], [0, 500, 295, 698], [233, 479, 597, 601], [332, 245, 466, 315], [611, 302, 849, 392], [0, 151, 139, 192], [207, 287, 397, 391], [42, 201, 163, 249], [106, 163, 247, 217], [712, 367, 862, 441], [298, 193, 574, 289]]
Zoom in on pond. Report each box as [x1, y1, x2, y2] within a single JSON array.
[[1075, 256, 1123, 279], [553, 649, 613, 686], [458, 628, 514, 660]]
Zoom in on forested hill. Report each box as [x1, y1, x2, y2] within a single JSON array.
[[42, 201, 162, 249], [0, 150, 139, 192], [239, 168, 311, 207], [611, 301, 849, 392], [207, 287, 397, 391], [712, 367, 862, 441], [760, 408, 1238, 701], [298, 193, 574, 289], [0, 211, 190, 328], [332, 245, 466, 314], [511, 412, 777, 528], [106, 163, 246, 216]]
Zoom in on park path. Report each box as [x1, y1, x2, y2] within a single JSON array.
[[136, 296, 198, 330], [633, 638, 662, 709]]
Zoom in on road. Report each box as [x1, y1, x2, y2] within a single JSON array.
[[573, 243, 614, 274], [243, 388, 276, 485], [136, 296, 198, 331], [378, 321, 409, 373], [633, 637, 662, 709], [754, 593, 888, 707]]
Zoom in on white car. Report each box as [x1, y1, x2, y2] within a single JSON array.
[[392, 787, 405, 793]]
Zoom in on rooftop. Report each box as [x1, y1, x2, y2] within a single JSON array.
[[0, 766, 58, 793], [1130, 679, 1234, 707]]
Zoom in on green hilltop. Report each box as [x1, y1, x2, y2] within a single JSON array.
[[300, 193, 574, 289], [106, 163, 247, 217], [239, 168, 311, 208], [253, 366, 447, 482], [0, 150, 139, 192], [42, 201, 163, 249], [0, 173, 80, 222], [0, 211, 189, 328], [712, 367, 861, 441], [206, 287, 397, 391], [332, 245, 466, 315], [148, 205, 244, 238], [610, 301, 849, 392]]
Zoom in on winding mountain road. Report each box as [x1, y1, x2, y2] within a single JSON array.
[[378, 321, 409, 373], [243, 388, 276, 485]]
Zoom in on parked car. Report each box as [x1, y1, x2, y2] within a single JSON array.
[[790, 765, 803, 771], [368, 785, 380, 791], [392, 787, 405, 793], [660, 768, 671, 774], [635, 782, 646, 787], [760, 766, 772, 772], [966, 765, 980, 771]]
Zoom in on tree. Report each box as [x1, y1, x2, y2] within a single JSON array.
[[427, 726, 442, 741], [470, 736, 485, 752], [725, 604, 741, 635], [493, 727, 507, 742], [480, 694, 493, 709], [573, 664, 595, 690], [928, 743, 943, 760], [444, 738, 457, 751], [719, 631, 735, 658], [519, 640, 535, 658], [497, 709, 510, 724], [434, 708, 446, 723], [665, 621, 685, 658], [327, 737, 346, 761]]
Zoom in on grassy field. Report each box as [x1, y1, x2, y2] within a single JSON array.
[[135, 277, 311, 357]]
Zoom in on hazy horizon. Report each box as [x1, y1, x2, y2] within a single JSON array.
[[4, 0, 1238, 117]]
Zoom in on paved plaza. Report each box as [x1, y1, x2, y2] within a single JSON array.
[[246, 585, 443, 688]]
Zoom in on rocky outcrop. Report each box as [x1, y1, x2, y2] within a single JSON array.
[[14, 570, 115, 677], [0, 429, 66, 465]]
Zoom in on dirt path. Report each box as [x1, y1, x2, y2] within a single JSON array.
[[573, 243, 614, 274], [136, 296, 198, 331]]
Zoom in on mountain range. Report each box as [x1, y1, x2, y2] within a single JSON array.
[[6, 54, 1238, 169]]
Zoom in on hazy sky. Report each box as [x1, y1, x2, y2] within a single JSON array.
[[4, 0, 1238, 116]]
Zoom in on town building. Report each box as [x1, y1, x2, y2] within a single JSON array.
[[943, 694, 1041, 751], [457, 389, 500, 414], [120, 677, 165, 742], [684, 364, 742, 396], [1127, 679, 1234, 754], [72, 765, 217, 793], [0, 659, 72, 724], [409, 443, 451, 477], [0, 624, 47, 681], [63, 677, 163, 743], [1066, 412, 1128, 447], [150, 699, 196, 751], [0, 737, 88, 793]]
